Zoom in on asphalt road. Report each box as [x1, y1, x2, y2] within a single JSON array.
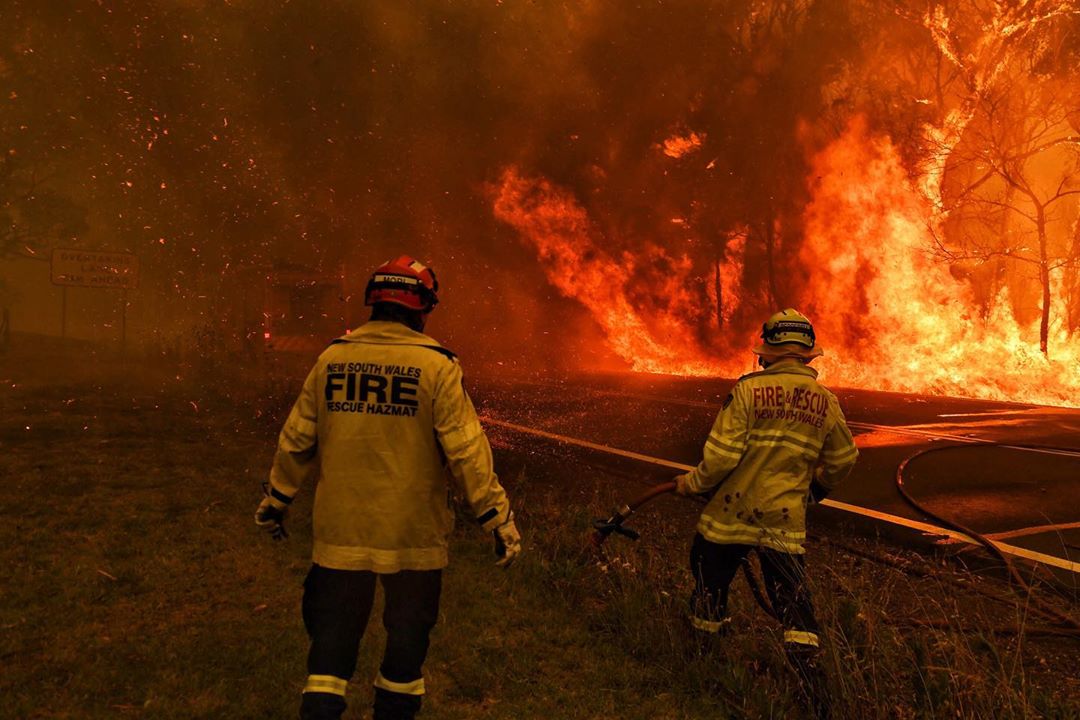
[[471, 372, 1080, 585]]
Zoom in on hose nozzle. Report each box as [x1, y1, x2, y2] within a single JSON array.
[[590, 504, 641, 547]]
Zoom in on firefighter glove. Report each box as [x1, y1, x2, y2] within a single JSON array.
[[255, 484, 289, 540], [493, 512, 522, 568], [808, 466, 830, 504], [674, 473, 694, 496], [809, 479, 830, 504]]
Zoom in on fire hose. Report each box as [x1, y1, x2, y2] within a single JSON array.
[[896, 444, 1080, 635], [590, 481, 676, 546], [590, 444, 1080, 636], [591, 481, 777, 620]]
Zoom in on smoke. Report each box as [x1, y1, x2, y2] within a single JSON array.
[[0, 3, 701, 360], [2, 2, 1078, 399]]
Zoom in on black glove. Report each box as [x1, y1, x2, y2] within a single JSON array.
[[809, 479, 831, 504]]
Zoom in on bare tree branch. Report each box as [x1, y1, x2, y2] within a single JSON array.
[[949, 167, 998, 204], [1050, 258, 1080, 270], [964, 196, 1040, 223], [1010, 135, 1080, 162], [1046, 187, 1080, 205]]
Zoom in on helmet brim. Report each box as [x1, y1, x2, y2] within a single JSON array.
[[366, 296, 429, 313], [752, 342, 824, 360]]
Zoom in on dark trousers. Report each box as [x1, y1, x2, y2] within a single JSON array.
[[689, 534, 830, 717], [300, 564, 442, 720], [689, 533, 819, 641]]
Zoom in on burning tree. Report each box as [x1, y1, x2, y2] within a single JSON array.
[[932, 31, 1080, 355]]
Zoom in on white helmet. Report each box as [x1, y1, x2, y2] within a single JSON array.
[[752, 309, 823, 360]]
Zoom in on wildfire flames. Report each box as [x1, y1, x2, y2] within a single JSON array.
[[494, 117, 1080, 407], [4, 1, 1078, 408]]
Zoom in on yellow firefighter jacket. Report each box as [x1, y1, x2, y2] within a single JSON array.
[[268, 321, 511, 573], [682, 360, 858, 554]]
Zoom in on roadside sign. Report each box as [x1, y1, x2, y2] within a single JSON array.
[[51, 248, 139, 289]]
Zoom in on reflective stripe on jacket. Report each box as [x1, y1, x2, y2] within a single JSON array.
[[684, 360, 858, 553], [268, 321, 510, 572]]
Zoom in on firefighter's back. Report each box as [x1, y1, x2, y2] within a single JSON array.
[[312, 321, 461, 572], [699, 361, 847, 553]]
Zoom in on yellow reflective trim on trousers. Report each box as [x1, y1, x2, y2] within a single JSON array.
[[374, 672, 426, 696], [304, 675, 348, 696], [783, 630, 820, 647], [690, 615, 731, 633]]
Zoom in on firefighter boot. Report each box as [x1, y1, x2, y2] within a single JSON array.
[[299, 692, 347, 720], [686, 615, 732, 656], [373, 687, 422, 720], [785, 646, 830, 720]]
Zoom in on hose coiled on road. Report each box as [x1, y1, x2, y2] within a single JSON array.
[[895, 443, 1080, 634]]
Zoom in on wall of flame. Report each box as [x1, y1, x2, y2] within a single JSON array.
[[494, 116, 1080, 407]]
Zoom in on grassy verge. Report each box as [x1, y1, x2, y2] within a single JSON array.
[[495, 451, 1080, 720], [1, 356, 1078, 718]]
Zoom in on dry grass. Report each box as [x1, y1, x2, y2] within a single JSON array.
[[493, 437, 1080, 720]]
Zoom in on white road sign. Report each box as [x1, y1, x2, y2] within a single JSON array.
[[51, 249, 139, 289]]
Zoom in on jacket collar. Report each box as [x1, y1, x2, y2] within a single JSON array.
[[757, 359, 819, 380], [335, 321, 445, 350]]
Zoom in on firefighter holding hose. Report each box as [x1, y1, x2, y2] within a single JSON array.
[[675, 309, 858, 718], [255, 255, 522, 720]]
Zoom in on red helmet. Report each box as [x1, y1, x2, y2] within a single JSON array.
[[364, 255, 439, 312]]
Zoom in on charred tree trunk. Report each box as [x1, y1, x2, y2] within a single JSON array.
[[1039, 261, 1051, 356], [0, 306, 9, 352], [1069, 217, 1080, 335], [714, 254, 724, 329], [764, 210, 779, 308], [1037, 204, 1050, 356], [987, 184, 1015, 321]]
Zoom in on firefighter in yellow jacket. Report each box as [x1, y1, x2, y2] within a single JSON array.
[[255, 255, 521, 720], [675, 309, 857, 719]]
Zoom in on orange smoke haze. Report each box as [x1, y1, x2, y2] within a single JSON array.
[[494, 117, 1080, 407], [4, 1, 1078, 399]]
